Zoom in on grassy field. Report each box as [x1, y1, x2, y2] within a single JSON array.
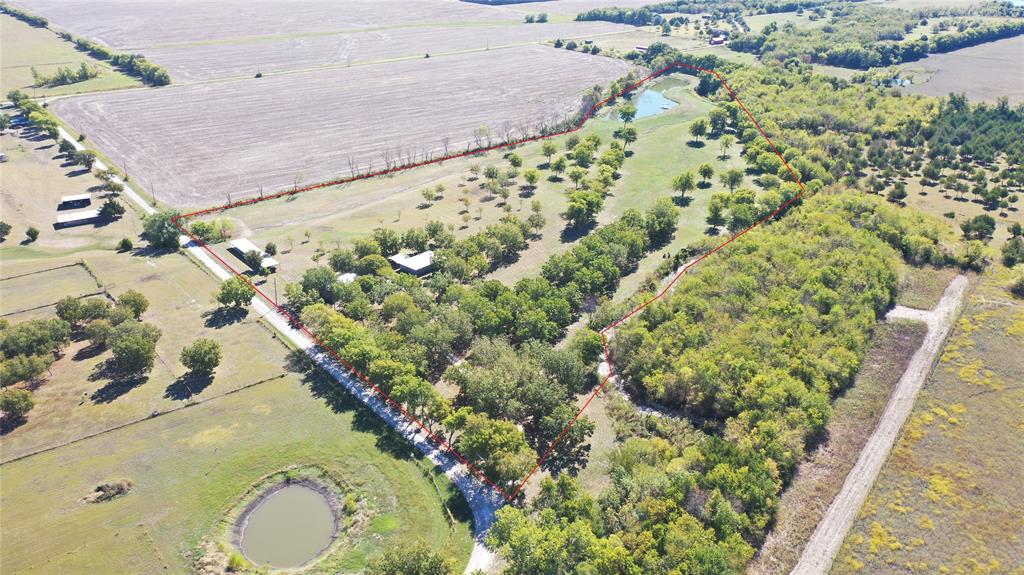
[[0, 374, 473, 573], [744, 10, 830, 34], [0, 263, 102, 320], [750, 320, 929, 575], [0, 15, 139, 96], [832, 267, 1024, 575]]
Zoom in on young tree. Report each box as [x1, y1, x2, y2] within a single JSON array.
[[618, 103, 637, 124], [264, 242, 277, 256], [535, 142, 556, 168], [698, 162, 715, 183], [217, 277, 255, 308], [523, 168, 540, 188], [180, 338, 221, 375], [117, 290, 150, 320], [613, 126, 637, 150], [0, 221, 11, 242], [25, 227, 39, 242], [551, 156, 568, 179], [689, 118, 709, 144], [672, 171, 696, 202], [117, 237, 133, 252], [719, 134, 736, 158], [508, 153, 523, 168], [568, 167, 587, 189], [720, 168, 744, 192]]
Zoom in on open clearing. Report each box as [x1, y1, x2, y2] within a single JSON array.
[[0, 374, 473, 573], [899, 36, 1024, 104], [51, 45, 636, 208], [832, 268, 1024, 574], [0, 15, 139, 96], [142, 21, 632, 82]]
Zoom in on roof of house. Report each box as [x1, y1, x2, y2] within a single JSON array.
[[59, 193, 92, 203], [389, 250, 434, 271], [56, 209, 100, 224]]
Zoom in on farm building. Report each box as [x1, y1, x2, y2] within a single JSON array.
[[58, 193, 92, 210], [228, 238, 279, 272], [54, 209, 101, 229], [389, 251, 434, 276], [710, 36, 727, 45]]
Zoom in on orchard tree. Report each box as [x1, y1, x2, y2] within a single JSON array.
[[719, 134, 736, 159], [541, 141, 558, 165], [720, 168, 744, 192], [551, 156, 567, 179], [698, 162, 715, 183], [689, 118, 709, 144], [672, 171, 696, 202], [217, 276, 255, 308], [618, 103, 637, 124], [568, 167, 587, 189], [523, 168, 540, 188], [180, 338, 221, 375]]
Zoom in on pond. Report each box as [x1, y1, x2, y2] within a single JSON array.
[[239, 484, 337, 569], [634, 88, 678, 119]]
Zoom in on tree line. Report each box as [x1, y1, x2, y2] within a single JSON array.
[[56, 32, 171, 86]]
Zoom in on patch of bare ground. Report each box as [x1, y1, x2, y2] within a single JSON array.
[[749, 320, 929, 575]]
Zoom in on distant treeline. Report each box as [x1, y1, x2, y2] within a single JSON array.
[[57, 32, 171, 86], [31, 62, 98, 87], [0, 3, 48, 27], [576, 0, 842, 25]]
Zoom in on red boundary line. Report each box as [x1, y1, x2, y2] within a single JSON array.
[[171, 61, 807, 503]]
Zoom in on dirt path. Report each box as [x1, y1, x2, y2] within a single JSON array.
[[790, 274, 968, 575]]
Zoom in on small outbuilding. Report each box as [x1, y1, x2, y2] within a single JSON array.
[[228, 238, 279, 272], [58, 193, 92, 210], [54, 208, 101, 229], [337, 272, 358, 283], [389, 250, 434, 277]]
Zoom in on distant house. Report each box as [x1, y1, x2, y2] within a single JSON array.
[[389, 250, 434, 277], [337, 272, 358, 283], [228, 238, 279, 272], [54, 208, 101, 229], [58, 193, 91, 210], [634, 45, 648, 53], [710, 36, 726, 45]]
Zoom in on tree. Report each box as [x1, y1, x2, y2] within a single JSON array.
[[301, 266, 339, 302], [456, 413, 534, 488], [672, 171, 697, 202], [84, 319, 114, 348], [117, 237, 133, 252], [0, 114, 10, 132], [887, 182, 908, 203], [508, 153, 523, 168], [618, 104, 637, 124], [264, 242, 277, 256], [111, 331, 157, 377], [563, 190, 603, 228], [180, 338, 221, 375], [143, 210, 183, 250], [568, 167, 587, 189], [551, 156, 567, 179], [0, 389, 34, 422], [613, 126, 637, 149], [98, 198, 126, 219], [689, 118, 709, 143], [117, 290, 149, 319], [699, 162, 715, 183], [960, 214, 996, 240], [541, 141, 558, 165], [523, 168, 540, 188], [719, 134, 736, 158], [25, 227, 39, 242], [72, 149, 98, 169], [59, 138, 77, 156], [366, 544, 453, 575], [0, 221, 10, 242], [720, 168, 744, 192], [55, 296, 84, 327], [1002, 237, 1024, 267], [217, 277, 255, 308]]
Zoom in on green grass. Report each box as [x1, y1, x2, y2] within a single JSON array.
[[896, 263, 961, 310], [0, 375, 474, 574], [832, 267, 1024, 574], [0, 14, 140, 96], [0, 263, 101, 317]]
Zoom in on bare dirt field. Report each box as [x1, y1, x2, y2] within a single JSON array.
[[143, 21, 632, 82], [8, 0, 522, 49], [899, 36, 1024, 104], [51, 45, 636, 208]]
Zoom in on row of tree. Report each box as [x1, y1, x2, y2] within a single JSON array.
[[31, 62, 98, 88], [58, 32, 171, 86]]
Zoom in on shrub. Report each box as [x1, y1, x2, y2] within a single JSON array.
[[25, 227, 39, 242], [1009, 266, 1024, 298], [226, 552, 249, 572], [117, 237, 133, 252]]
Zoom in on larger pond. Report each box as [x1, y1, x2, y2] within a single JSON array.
[[634, 88, 678, 119], [240, 484, 336, 568]]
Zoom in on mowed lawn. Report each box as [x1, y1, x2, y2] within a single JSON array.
[[0, 15, 139, 96], [832, 268, 1024, 574], [0, 375, 474, 574]]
